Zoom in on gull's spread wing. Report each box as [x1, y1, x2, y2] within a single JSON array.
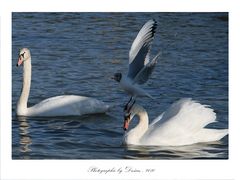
[[127, 19, 157, 80]]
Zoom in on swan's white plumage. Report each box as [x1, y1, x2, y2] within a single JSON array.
[[124, 98, 228, 146], [27, 95, 110, 117], [16, 48, 109, 117]]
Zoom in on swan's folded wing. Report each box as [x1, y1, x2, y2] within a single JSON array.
[[140, 99, 228, 146], [149, 112, 164, 128], [148, 98, 185, 129], [133, 51, 161, 84], [144, 98, 217, 145], [28, 95, 109, 116], [127, 19, 157, 80]]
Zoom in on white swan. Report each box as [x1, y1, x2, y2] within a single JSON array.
[[16, 48, 110, 117], [123, 98, 228, 146]]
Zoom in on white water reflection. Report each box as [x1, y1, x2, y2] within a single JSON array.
[[18, 116, 32, 153], [124, 140, 227, 159]]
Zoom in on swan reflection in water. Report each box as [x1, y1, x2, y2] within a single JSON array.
[[17, 116, 32, 154], [124, 138, 228, 159]]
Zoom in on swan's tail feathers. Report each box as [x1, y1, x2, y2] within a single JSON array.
[[107, 103, 118, 110], [105, 104, 112, 111], [106, 102, 125, 111], [172, 98, 217, 130], [197, 128, 228, 143]]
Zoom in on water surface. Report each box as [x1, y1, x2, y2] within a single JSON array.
[[12, 12, 228, 159]]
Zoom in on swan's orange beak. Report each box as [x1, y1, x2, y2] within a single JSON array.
[[17, 56, 23, 67], [123, 117, 130, 131]]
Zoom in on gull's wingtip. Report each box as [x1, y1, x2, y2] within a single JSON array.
[[151, 18, 157, 25], [143, 19, 157, 32], [148, 19, 157, 31], [148, 18, 157, 24]]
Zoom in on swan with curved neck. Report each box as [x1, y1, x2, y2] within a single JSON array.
[[16, 48, 110, 117], [123, 98, 228, 146]]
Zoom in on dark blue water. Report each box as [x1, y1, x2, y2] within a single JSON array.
[[12, 12, 228, 159]]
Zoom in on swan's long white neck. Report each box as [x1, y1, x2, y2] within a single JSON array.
[[17, 57, 31, 115], [127, 106, 149, 144]]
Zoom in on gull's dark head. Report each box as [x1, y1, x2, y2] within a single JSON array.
[[112, 73, 122, 82]]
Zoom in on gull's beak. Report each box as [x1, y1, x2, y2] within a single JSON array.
[[123, 117, 130, 131], [110, 76, 115, 80], [16, 55, 23, 67]]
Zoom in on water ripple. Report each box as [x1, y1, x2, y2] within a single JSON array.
[[12, 12, 228, 159]]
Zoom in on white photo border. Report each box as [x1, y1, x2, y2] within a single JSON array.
[[1, 0, 239, 179]]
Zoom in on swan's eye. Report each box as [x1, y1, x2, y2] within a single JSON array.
[[124, 113, 131, 119], [20, 52, 25, 58]]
